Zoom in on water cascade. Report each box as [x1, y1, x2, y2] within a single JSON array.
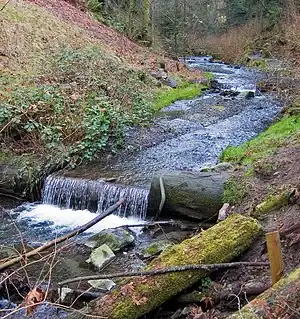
[[42, 175, 149, 220]]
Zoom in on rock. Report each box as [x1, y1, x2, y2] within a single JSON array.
[[162, 77, 177, 88], [149, 68, 168, 80], [88, 279, 116, 291], [60, 287, 74, 304], [147, 171, 230, 221], [0, 299, 16, 309], [217, 203, 231, 222], [86, 244, 115, 269], [85, 228, 134, 252], [139, 240, 173, 258], [155, 231, 191, 243], [200, 162, 234, 173]]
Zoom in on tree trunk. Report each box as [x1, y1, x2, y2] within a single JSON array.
[[67, 214, 261, 319], [227, 267, 300, 318], [143, 0, 151, 41], [147, 171, 230, 221]]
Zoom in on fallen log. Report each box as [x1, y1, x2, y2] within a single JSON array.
[[147, 171, 230, 221], [67, 214, 262, 319], [227, 267, 300, 318], [0, 199, 125, 272]]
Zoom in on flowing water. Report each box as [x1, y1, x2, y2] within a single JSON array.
[[0, 57, 282, 244]]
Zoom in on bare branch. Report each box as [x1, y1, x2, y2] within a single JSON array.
[[59, 261, 269, 286]]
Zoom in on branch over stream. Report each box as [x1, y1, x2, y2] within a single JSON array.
[[0, 199, 125, 272]]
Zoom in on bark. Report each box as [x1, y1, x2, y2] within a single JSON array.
[[67, 214, 262, 319], [147, 171, 230, 221], [227, 267, 300, 318]]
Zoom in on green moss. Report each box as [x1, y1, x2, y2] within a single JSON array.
[[153, 83, 207, 112], [223, 177, 247, 205], [248, 59, 268, 71], [220, 114, 300, 165], [141, 241, 173, 257], [252, 190, 292, 219], [81, 214, 261, 319], [203, 72, 215, 82]]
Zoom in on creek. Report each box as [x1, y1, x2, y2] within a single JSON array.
[[0, 56, 283, 317], [0, 57, 282, 245]]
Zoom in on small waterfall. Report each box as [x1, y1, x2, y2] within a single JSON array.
[[42, 175, 149, 219]]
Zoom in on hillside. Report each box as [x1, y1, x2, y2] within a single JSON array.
[[0, 0, 203, 197]]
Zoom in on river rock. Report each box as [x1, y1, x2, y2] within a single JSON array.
[[85, 228, 134, 252], [147, 171, 230, 221], [86, 244, 115, 269], [88, 279, 116, 291], [139, 240, 173, 259]]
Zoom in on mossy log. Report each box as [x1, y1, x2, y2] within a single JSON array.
[[227, 267, 300, 318], [147, 171, 230, 220], [67, 214, 261, 319], [252, 190, 293, 219]]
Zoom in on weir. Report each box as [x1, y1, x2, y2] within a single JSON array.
[[42, 174, 149, 219]]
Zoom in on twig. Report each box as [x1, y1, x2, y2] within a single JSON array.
[[0, 199, 125, 272], [118, 220, 177, 228], [0, 192, 23, 201], [59, 261, 269, 286], [0, 0, 10, 11]]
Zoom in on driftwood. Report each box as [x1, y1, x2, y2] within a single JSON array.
[[227, 267, 300, 318], [0, 199, 125, 272], [59, 262, 269, 286], [67, 214, 262, 319]]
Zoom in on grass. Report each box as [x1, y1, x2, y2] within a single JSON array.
[[223, 177, 247, 205], [153, 83, 207, 112], [220, 114, 300, 165]]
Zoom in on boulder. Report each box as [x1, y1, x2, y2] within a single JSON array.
[[147, 171, 230, 221], [86, 244, 115, 269], [85, 228, 134, 252]]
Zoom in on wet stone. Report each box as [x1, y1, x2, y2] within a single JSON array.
[[85, 228, 135, 252], [88, 279, 116, 291], [86, 244, 115, 269]]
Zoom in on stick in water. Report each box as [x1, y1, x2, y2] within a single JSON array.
[[0, 199, 125, 272]]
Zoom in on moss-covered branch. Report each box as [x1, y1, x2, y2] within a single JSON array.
[[227, 267, 300, 318], [67, 214, 262, 319]]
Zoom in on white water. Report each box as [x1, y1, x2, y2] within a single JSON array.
[[17, 204, 144, 235]]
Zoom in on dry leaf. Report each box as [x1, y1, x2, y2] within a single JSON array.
[[24, 287, 45, 316], [132, 296, 147, 306], [120, 282, 135, 296]]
